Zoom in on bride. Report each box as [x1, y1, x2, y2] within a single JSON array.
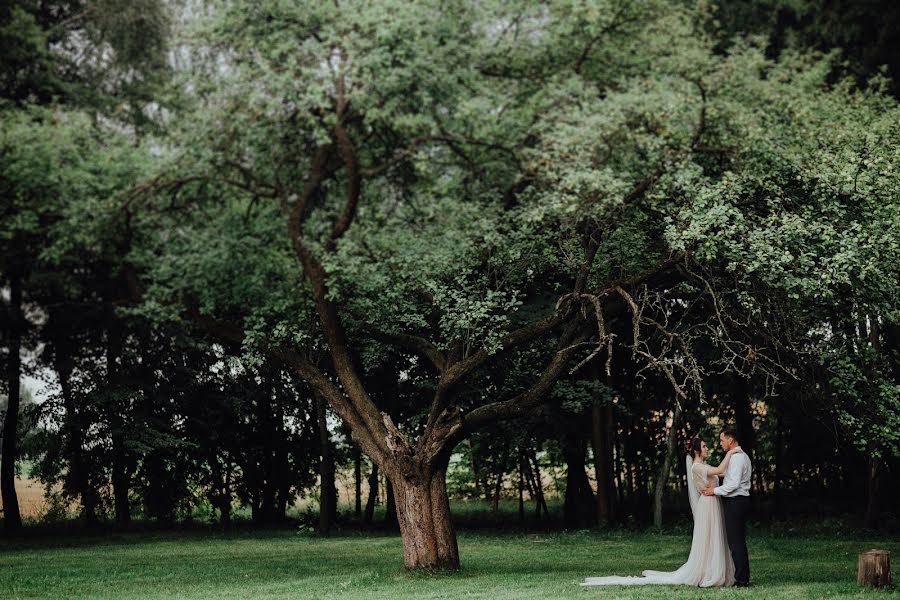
[[581, 436, 738, 587]]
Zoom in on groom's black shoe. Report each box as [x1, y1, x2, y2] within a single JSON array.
[[733, 582, 751, 588]]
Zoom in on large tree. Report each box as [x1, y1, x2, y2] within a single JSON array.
[[128, 0, 899, 569]]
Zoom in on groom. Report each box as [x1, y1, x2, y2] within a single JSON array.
[[702, 428, 752, 587]]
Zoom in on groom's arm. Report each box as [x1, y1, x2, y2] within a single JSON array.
[[713, 453, 744, 496]]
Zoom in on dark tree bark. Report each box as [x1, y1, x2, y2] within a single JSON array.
[[774, 398, 784, 516], [364, 462, 379, 523], [468, 439, 482, 499], [865, 456, 881, 529], [614, 423, 624, 510], [590, 367, 616, 525], [491, 444, 508, 513], [353, 445, 362, 518], [518, 451, 525, 522], [139, 342, 174, 526], [562, 435, 596, 529], [55, 350, 99, 527], [526, 457, 540, 518], [1, 272, 23, 532], [517, 447, 545, 518], [636, 437, 650, 522], [107, 318, 131, 526], [527, 448, 549, 519], [624, 423, 635, 509], [209, 456, 232, 529], [259, 376, 277, 526], [385, 478, 398, 529], [732, 376, 755, 462], [653, 402, 683, 527], [144, 453, 174, 525], [316, 391, 336, 535], [219, 475, 232, 529], [885, 323, 900, 382], [274, 384, 289, 523]]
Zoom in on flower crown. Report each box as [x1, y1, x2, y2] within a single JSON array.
[[684, 435, 700, 454]]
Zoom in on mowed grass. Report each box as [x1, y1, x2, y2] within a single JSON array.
[[1, 527, 897, 599]]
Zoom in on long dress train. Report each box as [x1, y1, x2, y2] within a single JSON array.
[[580, 460, 735, 587]]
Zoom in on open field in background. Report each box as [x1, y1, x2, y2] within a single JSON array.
[[2, 453, 571, 524], [1, 527, 898, 599], [2, 474, 565, 526], [0, 463, 59, 520], [9, 478, 51, 520], [5, 471, 886, 534]]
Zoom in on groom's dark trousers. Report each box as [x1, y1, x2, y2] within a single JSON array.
[[722, 495, 750, 585]]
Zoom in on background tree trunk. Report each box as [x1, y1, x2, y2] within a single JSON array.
[[634, 418, 650, 523], [653, 403, 683, 527], [469, 439, 482, 499], [353, 445, 362, 518], [385, 479, 398, 529], [209, 457, 231, 529], [732, 376, 755, 461], [591, 401, 616, 525], [55, 352, 98, 527], [364, 462, 378, 523], [624, 422, 635, 511], [107, 318, 131, 526], [614, 424, 624, 510], [1, 272, 24, 532], [774, 398, 784, 516], [316, 392, 336, 535], [274, 386, 289, 523], [527, 448, 549, 519], [491, 448, 506, 513], [517, 452, 525, 522], [865, 456, 881, 529], [562, 435, 596, 529]]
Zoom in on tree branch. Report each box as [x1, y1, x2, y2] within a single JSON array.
[[328, 72, 362, 247], [364, 327, 447, 373], [183, 306, 391, 467], [450, 320, 591, 444]]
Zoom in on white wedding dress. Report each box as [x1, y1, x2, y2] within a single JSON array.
[[581, 456, 735, 587]]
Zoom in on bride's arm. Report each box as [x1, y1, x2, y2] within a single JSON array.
[[706, 448, 738, 476]]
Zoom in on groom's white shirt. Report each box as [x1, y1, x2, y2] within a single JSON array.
[[713, 449, 751, 497]]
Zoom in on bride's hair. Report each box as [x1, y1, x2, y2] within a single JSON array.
[[685, 435, 703, 459]]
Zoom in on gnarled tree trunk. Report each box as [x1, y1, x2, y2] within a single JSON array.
[[390, 463, 459, 571]]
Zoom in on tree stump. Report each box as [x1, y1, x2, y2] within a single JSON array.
[[858, 549, 892, 587]]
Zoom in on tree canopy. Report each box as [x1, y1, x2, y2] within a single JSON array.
[[1, 0, 898, 570]]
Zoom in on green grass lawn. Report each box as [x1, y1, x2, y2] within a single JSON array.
[[1, 526, 897, 599]]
